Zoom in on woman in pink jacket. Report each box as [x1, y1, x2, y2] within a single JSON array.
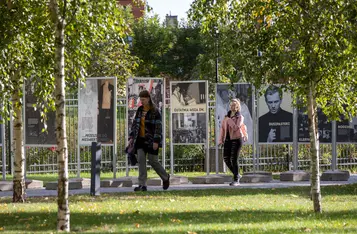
[[218, 98, 247, 186]]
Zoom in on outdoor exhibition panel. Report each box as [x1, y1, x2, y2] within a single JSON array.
[[258, 85, 293, 144], [170, 80, 209, 174], [126, 77, 165, 175], [24, 81, 56, 146], [215, 83, 255, 173], [336, 116, 357, 143], [78, 77, 117, 176], [297, 107, 332, 143], [216, 83, 254, 145]]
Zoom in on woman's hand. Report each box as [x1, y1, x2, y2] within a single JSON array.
[[153, 142, 159, 150]]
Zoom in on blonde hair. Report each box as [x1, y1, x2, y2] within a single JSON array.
[[231, 98, 241, 112]]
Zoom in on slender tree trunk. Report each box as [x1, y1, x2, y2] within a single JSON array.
[[49, 0, 70, 231], [307, 82, 322, 213], [12, 89, 25, 203]]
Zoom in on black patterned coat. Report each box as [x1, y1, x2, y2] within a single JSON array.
[[129, 105, 162, 155]]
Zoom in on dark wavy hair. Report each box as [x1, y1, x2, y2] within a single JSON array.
[[139, 90, 155, 110]]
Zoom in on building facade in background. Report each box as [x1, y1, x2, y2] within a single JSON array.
[[118, 0, 145, 19]]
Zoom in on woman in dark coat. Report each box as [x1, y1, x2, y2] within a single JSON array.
[[129, 90, 170, 191]]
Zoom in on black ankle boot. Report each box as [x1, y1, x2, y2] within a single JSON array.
[[134, 185, 147, 191]]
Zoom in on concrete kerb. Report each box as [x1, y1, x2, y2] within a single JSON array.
[[1, 174, 356, 198]]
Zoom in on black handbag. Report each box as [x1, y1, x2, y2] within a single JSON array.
[[125, 139, 138, 166]]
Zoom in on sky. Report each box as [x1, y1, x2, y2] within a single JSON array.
[[146, 0, 194, 22]]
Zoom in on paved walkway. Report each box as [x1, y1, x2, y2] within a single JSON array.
[[1, 174, 356, 198]]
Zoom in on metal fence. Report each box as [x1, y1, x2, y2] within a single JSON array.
[[1, 95, 357, 179]]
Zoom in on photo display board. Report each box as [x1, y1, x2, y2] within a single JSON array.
[[258, 85, 293, 143], [336, 115, 357, 143], [216, 83, 253, 144], [78, 77, 116, 145], [170, 81, 207, 144], [298, 107, 332, 143], [127, 78, 164, 136], [24, 82, 56, 145]]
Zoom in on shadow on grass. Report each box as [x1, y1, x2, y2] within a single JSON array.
[[0, 208, 356, 233]]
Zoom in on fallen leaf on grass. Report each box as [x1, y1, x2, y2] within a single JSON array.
[[187, 231, 197, 234], [171, 218, 182, 223], [304, 228, 312, 232], [135, 223, 140, 228]]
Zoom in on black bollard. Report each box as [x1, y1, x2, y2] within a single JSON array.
[[90, 142, 101, 196]]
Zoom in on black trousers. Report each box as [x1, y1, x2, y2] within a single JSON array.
[[223, 138, 243, 181]]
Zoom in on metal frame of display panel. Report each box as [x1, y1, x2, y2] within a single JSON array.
[[1, 122, 5, 180], [77, 77, 117, 178]]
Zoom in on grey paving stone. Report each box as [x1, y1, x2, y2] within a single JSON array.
[[147, 178, 162, 186], [46, 180, 83, 190], [0, 181, 12, 191], [191, 176, 206, 184], [119, 176, 139, 185], [170, 175, 187, 185], [70, 178, 90, 188], [110, 179, 133, 187], [321, 170, 350, 181], [211, 174, 233, 183], [25, 180, 44, 189], [191, 175, 225, 184], [240, 174, 272, 183], [280, 171, 310, 181]]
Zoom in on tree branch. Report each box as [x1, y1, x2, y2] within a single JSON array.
[[66, 0, 78, 28], [49, 0, 60, 23], [62, 0, 67, 21]]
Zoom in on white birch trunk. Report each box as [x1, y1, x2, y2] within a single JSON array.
[[49, 0, 70, 231], [307, 83, 322, 213], [12, 90, 25, 203]]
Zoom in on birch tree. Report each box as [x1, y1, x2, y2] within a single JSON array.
[[2, 0, 137, 230], [47, 0, 137, 231], [190, 0, 357, 212], [0, 0, 53, 203]]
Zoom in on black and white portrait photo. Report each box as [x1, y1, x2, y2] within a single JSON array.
[[298, 107, 332, 143], [216, 83, 253, 144], [171, 81, 207, 113], [258, 85, 293, 143], [25, 82, 56, 145], [172, 113, 206, 144]]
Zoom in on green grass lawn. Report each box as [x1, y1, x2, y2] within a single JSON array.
[[0, 183, 357, 233]]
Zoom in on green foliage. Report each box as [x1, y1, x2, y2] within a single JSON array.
[[131, 16, 205, 80], [190, 0, 357, 120], [0, 0, 138, 119]]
